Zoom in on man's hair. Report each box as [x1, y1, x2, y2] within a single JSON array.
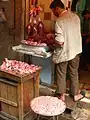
[[49, 0, 65, 9]]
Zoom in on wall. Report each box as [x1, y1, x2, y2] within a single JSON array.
[[38, 0, 55, 33], [0, 0, 23, 64], [25, 0, 55, 33], [24, 0, 72, 33], [38, 0, 72, 32], [0, 0, 15, 64]]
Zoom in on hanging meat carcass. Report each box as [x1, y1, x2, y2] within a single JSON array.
[[32, 19, 38, 37], [37, 17, 44, 36], [23, 4, 54, 47], [27, 17, 33, 36]]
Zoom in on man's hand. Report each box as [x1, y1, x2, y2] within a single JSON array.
[[46, 33, 55, 39], [54, 40, 64, 47]]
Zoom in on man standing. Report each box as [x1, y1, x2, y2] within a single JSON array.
[[49, 0, 84, 101]]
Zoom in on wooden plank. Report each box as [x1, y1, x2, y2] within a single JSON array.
[[34, 72, 40, 97], [0, 82, 10, 115], [1, 103, 10, 116], [25, 0, 30, 26], [0, 70, 22, 82], [21, 0, 25, 40], [8, 106, 18, 118], [22, 69, 41, 82], [14, 0, 22, 45], [0, 78, 17, 87], [0, 68, 41, 83], [0, 113, 12, 120], [7, 79, 18, 118], [0, 97, 17, 107], [7, 84, 17, 103], [7, 84, 18, 117], [0, 79, 18, 118], [0, 111, 17, 120], [1, 82, 8, 99], [23, 78, 34, 114], [0, 81, 17, 106], [18, 83, 24, 120]]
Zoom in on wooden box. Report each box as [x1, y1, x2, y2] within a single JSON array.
[[0, 68, 41, 120]]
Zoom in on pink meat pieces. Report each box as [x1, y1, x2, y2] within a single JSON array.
[[31, 96, 66, 116], [0, 58, 40, 74], [21, 39, 47, 47], [21, 33, 54, 47]]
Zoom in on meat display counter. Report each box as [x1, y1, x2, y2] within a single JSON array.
[[12, 44, 55, 85], [12, 44, 52, 58]]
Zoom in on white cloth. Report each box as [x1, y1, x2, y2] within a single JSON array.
[[53, 11, 82, 63]]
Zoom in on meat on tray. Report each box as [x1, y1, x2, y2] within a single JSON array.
[[0, 58, 40, 75], [21, 39, 47, 47], [21, 33, 54, 47]]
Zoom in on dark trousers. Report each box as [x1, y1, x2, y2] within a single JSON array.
[[56, 55, 80, 96]]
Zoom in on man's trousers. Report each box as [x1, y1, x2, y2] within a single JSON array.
[[56, 55, 80, 96]]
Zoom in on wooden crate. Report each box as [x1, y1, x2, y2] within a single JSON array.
[[0, 69, 41, 120]]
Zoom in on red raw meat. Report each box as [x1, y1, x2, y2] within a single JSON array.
[[21, 39, 47, 47], [0, 58, 40, 75], [27, 18, 33, 36], [37, 17, 44, 36], [32, 19, 38, 36]]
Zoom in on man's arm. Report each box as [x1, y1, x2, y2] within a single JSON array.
[[54, 21, 64, 47]]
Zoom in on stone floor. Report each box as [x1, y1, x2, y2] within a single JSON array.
[[0, 92, 90, 120], [39, 87, 90, 120], [33, 68, 90, 120], [39, 69, 90, 120]]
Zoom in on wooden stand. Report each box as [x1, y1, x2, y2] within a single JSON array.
[[0, 69, 41, 120]]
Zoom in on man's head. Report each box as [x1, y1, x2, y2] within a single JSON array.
[[49, 0, 65, 17]]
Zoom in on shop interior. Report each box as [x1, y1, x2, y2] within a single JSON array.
[[0, 0, 90, 85], [0, 0, 90, 119]]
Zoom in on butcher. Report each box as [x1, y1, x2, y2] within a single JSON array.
[[49, 0, 85, 101]]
